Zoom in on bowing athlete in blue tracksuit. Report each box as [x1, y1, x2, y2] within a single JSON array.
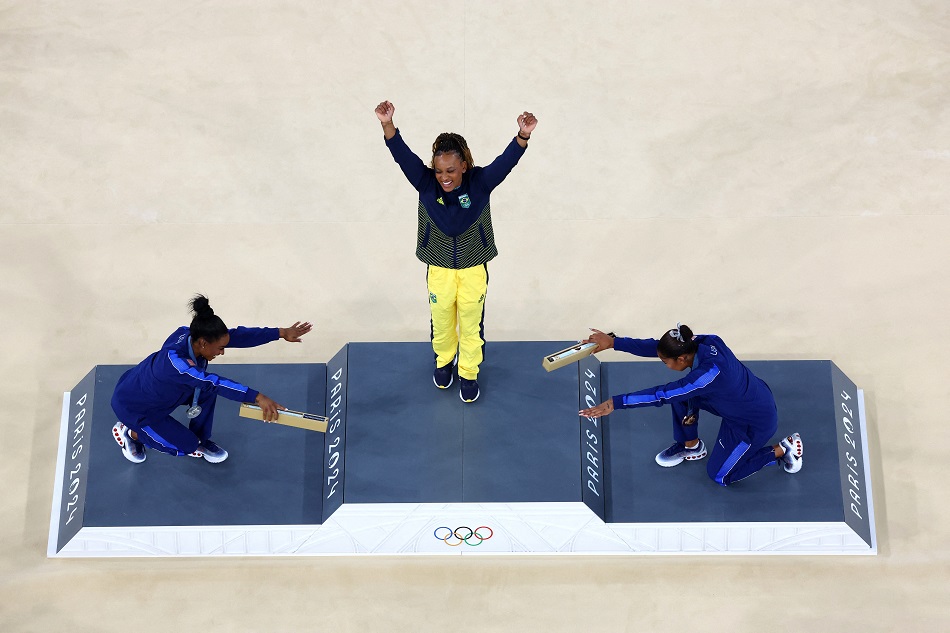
[[579, 324, 803, 485], [110, 295, 312, 464]]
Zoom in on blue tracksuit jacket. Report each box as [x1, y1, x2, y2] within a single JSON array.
[[111, 325, 278, 420], [610, 334, 777, 429]]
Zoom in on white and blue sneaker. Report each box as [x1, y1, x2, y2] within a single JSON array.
[[655, 440, 707, 467], [189, 439, 228, 463], [780, 433, 803, 473], [112, 422, 146, 464]]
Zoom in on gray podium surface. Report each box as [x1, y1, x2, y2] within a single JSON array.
[[82, 364, 326, 527], [52, 344, 874, 556], [603, 360, 843, 523], [343, 341, 581, 503]]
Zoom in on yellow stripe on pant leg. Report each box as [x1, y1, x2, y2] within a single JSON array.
[[427, 265, 459, 369], [456, 264, 488, 380]]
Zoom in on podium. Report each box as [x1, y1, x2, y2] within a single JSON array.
[[49, 342, 876, 556]]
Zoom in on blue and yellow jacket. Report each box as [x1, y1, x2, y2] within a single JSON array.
[[111, 326, 277, 418], [610, 334, 777, 427], [385, 129, 526, 269]]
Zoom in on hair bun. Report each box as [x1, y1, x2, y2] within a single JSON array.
[[657, 322, 698, 359], [189, 294, 214, 317]]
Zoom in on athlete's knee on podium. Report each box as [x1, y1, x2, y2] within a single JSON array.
[[707, 461, 732, 487]]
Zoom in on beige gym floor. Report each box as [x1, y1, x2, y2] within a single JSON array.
[[2, 1, 948, 630]]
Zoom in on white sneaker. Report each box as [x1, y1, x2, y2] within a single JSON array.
[[655, 440, 707, 467], [780, 433, 803, 473], [188, 439, 228, 463], [112, 422, 145, 463]]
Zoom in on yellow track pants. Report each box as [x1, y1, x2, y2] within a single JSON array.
[[427, 264, 488, 380]]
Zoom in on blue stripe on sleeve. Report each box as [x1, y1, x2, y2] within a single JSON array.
[[621, 365, 721, 407], [167, 351, 249, 396]]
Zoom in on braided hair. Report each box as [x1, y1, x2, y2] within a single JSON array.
[[431, 132, 474, 169], [657, 323, 699, 359], [188, 294, 228, 343]]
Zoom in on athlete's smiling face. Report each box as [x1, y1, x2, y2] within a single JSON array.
[[195, 334, 230, 362], [433, 152, 467, 192]]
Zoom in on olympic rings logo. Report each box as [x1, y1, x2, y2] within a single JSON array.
[[433, 526, 493, 547]]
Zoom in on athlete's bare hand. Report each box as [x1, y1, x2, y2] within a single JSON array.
[[517, 111, 538, 135], [280, 322, 313, 343], [375, 101, 395, 123], [579, 399, 614, 419], [584, 328, 615, 353], [255, 393, 286, 422]]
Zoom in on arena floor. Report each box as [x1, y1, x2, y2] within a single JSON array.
[[2, 1, 948, 630]]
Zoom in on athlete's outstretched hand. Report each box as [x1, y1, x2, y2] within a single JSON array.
[[280, 322, 313, 342], [580, 399, 614, 419], [584, 328, 615, 354], [375, 101, 395, 123], [255, 393, 287, 422], [517, 111, 538, 136]]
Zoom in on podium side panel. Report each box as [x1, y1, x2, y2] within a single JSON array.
[[54, 367, 98, 553], [323, 345, 348, 522], [831, 363, 873, 547], [579, 355, 605, 521]]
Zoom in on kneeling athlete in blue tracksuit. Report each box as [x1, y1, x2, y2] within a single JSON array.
[[579, 324, 803, 485], [110, 295, 312, 464]]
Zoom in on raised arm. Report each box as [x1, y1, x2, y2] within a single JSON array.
[[476, 111, 538, 192], [376, 100, 430, 191], [375, 100, 397, 140], [515, 111, 537, 149]]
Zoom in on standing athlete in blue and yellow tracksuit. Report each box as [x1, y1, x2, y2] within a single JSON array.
[[375, 100, 537, 403], [580, 324, 804, 486], [110, 295, 312, 464]]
